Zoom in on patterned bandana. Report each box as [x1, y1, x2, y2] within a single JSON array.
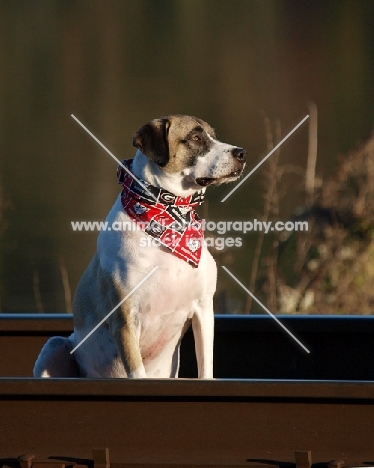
[[117, 159, 205, 267]]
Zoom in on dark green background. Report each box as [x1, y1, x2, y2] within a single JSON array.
[[1, 0, 374, 313]]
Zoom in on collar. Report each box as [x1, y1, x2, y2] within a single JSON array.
[[117, 159, 205, 267]]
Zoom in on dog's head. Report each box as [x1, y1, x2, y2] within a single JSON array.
[[133, 115, 246, 192]]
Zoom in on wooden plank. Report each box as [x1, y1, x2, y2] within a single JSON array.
[[32, 463, 66, 468], [92, 449, 110, 468], [18, 454, 35, 468], [295, 451, 312, 468]]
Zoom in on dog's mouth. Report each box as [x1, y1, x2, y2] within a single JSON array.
[[195, 177, 215, 187], [196, 168, 244, 187]]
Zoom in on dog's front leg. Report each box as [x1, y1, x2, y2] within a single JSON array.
[[111, 302, 146, 378], [192, 300, 214, 379]]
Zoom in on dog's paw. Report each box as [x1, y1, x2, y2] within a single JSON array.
[[128, 365, 147, 378]]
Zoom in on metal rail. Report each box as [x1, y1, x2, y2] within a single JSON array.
[[1, 379, 374, 463], [1, 315, 374, 463]]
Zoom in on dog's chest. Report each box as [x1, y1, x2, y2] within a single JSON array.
[[137, 262, 209, 348], [98, 196, 216, 361]]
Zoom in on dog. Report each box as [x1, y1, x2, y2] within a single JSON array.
[[33, 115, 246, 378]]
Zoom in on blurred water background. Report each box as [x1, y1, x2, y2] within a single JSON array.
[[1, 0, 374, 313]]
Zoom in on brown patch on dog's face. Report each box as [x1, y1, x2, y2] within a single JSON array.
[[166, 115, 217, 172], [133, 115, 216, 172]]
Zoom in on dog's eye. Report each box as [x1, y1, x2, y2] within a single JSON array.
[[191, 135, 201, 141]]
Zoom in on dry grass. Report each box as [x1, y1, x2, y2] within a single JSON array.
[[255, 113, 374, 315]]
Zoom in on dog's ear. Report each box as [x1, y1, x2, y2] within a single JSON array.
[[133, 118, 170, 167]]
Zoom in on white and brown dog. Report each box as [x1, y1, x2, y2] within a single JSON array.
[[33, 115, 246, 379]]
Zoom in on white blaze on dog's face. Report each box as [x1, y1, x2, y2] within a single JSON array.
[[132, 115, 247, 195]]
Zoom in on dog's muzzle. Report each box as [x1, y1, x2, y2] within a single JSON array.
[[196, 147, 247, 187]]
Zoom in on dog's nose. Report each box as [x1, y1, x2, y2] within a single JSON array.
[[232, 147, 247, 163]]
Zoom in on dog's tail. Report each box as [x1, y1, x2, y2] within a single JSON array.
[[33, 336, 80, 378]]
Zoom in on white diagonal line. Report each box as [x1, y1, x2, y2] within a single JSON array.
[[70, 266, 159, 354], [71, 114, 158, 203], [221, 266, 310, 354], [221, 114, 309, 202]]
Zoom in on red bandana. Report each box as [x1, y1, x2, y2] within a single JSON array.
[[117, 159, 205, 267]]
